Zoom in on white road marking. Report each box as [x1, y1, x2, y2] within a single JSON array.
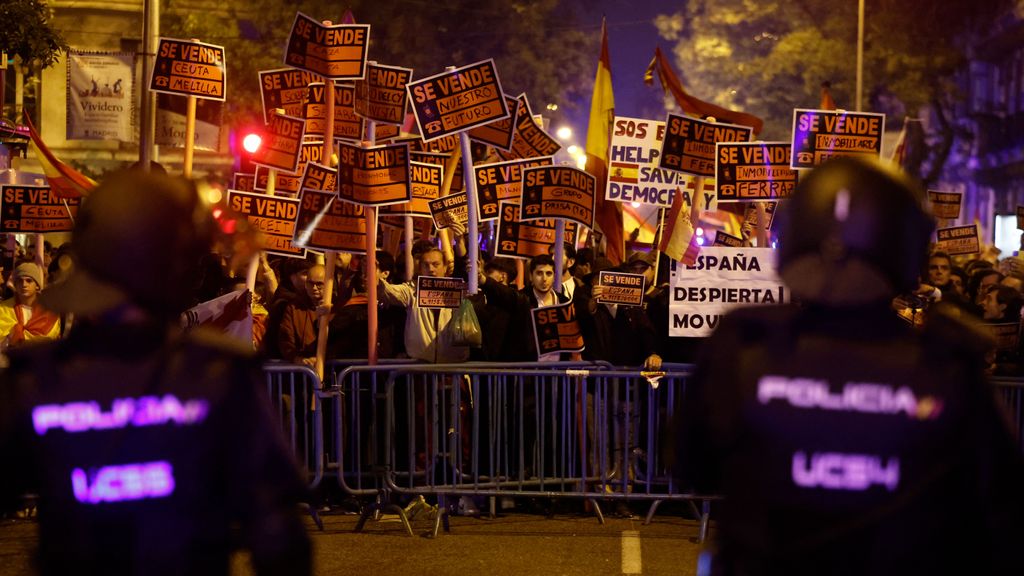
[[621, 530, 642, 574]]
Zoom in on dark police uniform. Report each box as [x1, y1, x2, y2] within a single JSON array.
[[0, 169, 311, 576], [0, 321, 311, 576], [679, 303, 1024, 575], [676, 157, 1024, 575]]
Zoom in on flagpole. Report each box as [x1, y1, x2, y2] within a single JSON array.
[[554, 220, 565, 293], [437, 145, 462, 267], [363, 119, 379, 367]]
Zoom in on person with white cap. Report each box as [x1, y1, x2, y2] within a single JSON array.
[[0, 262, 60, 352], [0, 170, 311, 576]]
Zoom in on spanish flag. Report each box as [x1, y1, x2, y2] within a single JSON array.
[[645, 47, 763, 136], [585, 18, 625, 265], [659, 184, 704, 266], [23, 112, 95, 198]]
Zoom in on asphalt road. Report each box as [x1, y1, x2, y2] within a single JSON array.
[[0, 503, 705, 575]]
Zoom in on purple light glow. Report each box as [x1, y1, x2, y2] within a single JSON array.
[[71, 461, 175, 504], [33, 395, 210, 436]]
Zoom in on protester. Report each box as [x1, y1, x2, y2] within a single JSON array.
[[677, 156, 1024, 575], [277, 263, 327, 367], [478, 253, 572, 361], [262, 256, 314, 358], [0, 262, 60, 353], [379, 247, 468, 363], [0, 169, 311, 575]]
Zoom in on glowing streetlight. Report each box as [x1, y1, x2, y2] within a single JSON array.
[[556, 126, 572, 140]]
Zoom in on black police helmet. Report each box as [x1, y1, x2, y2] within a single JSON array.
[[775, 156, 933, 305], [41, 170, 216, 319]]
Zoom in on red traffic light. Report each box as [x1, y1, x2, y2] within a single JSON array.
[[242, 133, 262, 154]]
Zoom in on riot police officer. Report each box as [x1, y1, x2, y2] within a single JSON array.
[[677, 157, 1024, 575], [0, 170, 311, 575]]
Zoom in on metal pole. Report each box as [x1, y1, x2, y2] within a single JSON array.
[[856, 0, 865, 112], [139, 0, 159, 169]]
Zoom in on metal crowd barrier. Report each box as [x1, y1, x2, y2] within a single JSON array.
[[264, 359, 1024, 541], [325, 361, 718, 539], [262, 362, 325, 490]]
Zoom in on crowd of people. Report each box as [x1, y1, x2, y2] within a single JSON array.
[[2, 213, 1024, 375]]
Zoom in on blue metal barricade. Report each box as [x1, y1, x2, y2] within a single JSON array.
[[370, 363, 716, 538], [262, 363, 325, 490]]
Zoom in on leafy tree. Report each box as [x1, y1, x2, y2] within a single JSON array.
[[0, 0, 69, 71], [163, 0, 595, 129], [655, 0, 1010, 141]]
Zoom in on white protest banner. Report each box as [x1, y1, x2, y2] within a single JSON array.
[[606, 116, 691, 208], [66, 51, 134, 141], [669, 247, 787, 337], [790, 109, 885, 169]]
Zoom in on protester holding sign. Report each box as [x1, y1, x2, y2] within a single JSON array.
[[677, 156, 1024, 575], [478, 254, 573, 361], [378, 247, 469, 363]]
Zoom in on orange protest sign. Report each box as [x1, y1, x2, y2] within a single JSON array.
[[382, 162, 443, 218], [660, 114, 752, 177], [407, 59, 509, 141], [259, 68, 315, 122], [250, 113, 307, 173], [299, 162, 336, 194], [928, 190, 962, 220], [716, 142, 798, 201], [416, 276, 465, 309], [284, 12, 369, 80], [293, 188, 366, 253], [497, 95, 561, 161], [232, 173, 256, 192], [305, 82, 362, 140], [474, 156, 554, 221], [428, 192, 468, 230], [935, 224, 980, 256], [532, 301, 584, 356], [355, 63, 413, 125], [255, 141, 325, 196], [227, 190, 306, 258], [790, 109, 885, 169], [596, 271, 645, 307], [0, 184, 79, 233], [520, 166, 595, 229], [151, 38, 226, 101], [495, 202, 577, 260], [337, 142, 411, 206], [469, 94, 520, 152]]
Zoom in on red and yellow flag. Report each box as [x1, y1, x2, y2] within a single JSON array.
[[585, 19, 625, 265], [645, 47, 763, 136], [820, 81, 837, 110], [23, 112, 95, 198]]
